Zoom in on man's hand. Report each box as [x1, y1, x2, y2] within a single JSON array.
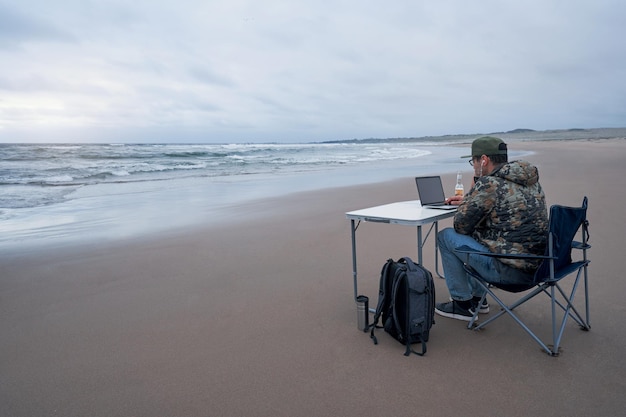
[[444, 195, 464, 206]]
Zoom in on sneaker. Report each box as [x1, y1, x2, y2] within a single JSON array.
[[472, 297, 490, 314], [449, 296, 490, 314], [435, 300, 476, 322]]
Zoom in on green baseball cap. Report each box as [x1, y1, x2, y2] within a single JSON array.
[[461, 136, 508, 158]]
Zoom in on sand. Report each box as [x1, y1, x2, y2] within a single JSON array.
[[1, 138, 625, 417]]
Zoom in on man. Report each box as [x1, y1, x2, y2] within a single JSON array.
[[435, 136, 548, 321]]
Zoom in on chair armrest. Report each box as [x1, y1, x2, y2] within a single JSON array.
[[454, 245, 555, 260], [572, 241, 591, 250]]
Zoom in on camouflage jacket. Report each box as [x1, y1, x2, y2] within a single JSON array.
[[454, 160, 548, 272]]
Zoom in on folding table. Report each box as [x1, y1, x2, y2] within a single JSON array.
[[346, 200, 456, 304]]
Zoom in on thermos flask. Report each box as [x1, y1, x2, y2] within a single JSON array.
[[356, 295, 369, 331]]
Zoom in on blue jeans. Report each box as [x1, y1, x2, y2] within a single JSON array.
[[437, 228, 534, 302]]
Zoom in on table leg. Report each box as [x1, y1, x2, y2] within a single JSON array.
[[416, 221, 446, 278], [416, 225, 423, 265], [434, 221, 445, 279], [350, 219, 358, 302]]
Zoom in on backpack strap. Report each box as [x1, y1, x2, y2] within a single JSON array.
[[370, 259, 394, 344], [410, 342, 427, 357], [372, 259, 393, 325], [399, 256, 417, 271]]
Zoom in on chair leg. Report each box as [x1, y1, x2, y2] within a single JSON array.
[[471, 279, 559, 355], [462, 260, 590, 356], [541, 284, 586, 329], [551, 267, 591, 353], [555, 281, 589, 329], [551, 285, 558, 354], [475, 284, 544, 329], [583, 263, 591, 329]]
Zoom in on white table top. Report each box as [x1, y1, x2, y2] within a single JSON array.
[[345, 200, 456, 226]]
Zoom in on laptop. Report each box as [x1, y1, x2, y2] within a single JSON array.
[[415, 176, 457, 210]]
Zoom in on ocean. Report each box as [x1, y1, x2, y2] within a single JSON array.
[[1, 128, 624, 251], [0, 142, 436, 210]]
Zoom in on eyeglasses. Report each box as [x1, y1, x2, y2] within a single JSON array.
[[468, 158, 475, 166]]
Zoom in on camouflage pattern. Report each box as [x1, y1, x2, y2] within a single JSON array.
[[454, 160, 548, 272]]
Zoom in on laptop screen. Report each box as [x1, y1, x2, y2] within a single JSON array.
[[415, 176, 446, 205]]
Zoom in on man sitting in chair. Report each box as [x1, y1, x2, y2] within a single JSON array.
[[436, 136, 549, 321]]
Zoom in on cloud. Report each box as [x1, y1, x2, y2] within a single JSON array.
[[0, 0, 625, 143], [0, 3, 76, 48]]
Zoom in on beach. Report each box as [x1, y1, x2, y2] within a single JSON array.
[[1, 138, 626, 416]]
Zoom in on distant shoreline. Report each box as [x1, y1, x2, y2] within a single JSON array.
[[1, 127, 625, 146], [319, 126, 626, 145]]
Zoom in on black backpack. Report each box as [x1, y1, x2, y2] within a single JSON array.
[[369, 257, 435, 356]]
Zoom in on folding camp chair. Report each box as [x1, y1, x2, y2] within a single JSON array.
[[455, 196, 590, 356]]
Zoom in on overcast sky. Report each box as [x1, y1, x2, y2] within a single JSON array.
[[0, 0, 624, 143]]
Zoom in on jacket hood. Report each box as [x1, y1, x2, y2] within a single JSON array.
[[493, 160, 539, 187]]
